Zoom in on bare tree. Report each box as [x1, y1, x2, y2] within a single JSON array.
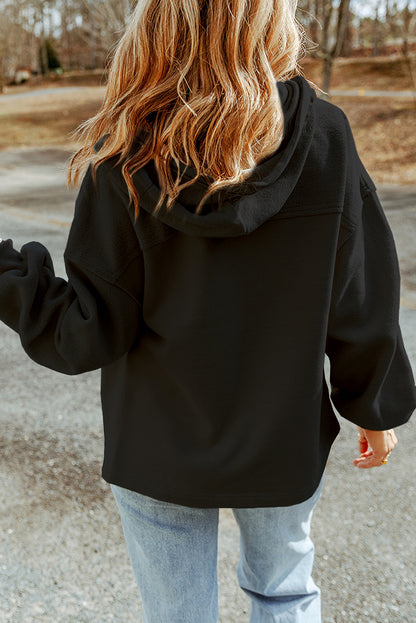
[[0, 0, 40, 89], [384, 0, 416, 55], [371, 4, 387, 56], [385, 0, 416, 90], [59, 0, 74, 68], [0, 7, 12, 92], [296, 0, 320, 51], [401, 2, 416, 92], [78, 0, 134, 68], [5, 0, 414, 89], [323, 0, 351, 93], [399, 1, 416, 57], [37, 1, 49, 73], [297, 0, 351, 93]]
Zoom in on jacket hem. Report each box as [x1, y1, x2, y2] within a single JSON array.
[[102, 468, 327, 509]]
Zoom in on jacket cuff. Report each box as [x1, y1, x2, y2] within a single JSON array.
[[0, 239, 24, 274]]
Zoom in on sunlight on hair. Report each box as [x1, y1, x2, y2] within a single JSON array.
[[68, 0, 306, 218]]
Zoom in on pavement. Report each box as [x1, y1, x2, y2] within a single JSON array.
[[0, 147, 415, 623], [0, 87, 92, 101]]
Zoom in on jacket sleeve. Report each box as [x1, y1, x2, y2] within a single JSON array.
[[0, 159, 144, 375], [326, 166, 416, 430]]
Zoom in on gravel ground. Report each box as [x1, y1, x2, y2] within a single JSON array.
[[0, 148, 415, 622]]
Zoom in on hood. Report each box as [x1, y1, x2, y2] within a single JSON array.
[[134, 75, 316, 238]]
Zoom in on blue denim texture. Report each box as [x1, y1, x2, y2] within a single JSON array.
[[111, 474, 324, 623]]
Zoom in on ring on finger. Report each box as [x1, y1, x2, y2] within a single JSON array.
[[381, 451, 392, 465]]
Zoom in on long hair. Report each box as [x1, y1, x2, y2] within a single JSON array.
[[68, 0, 305, 218]]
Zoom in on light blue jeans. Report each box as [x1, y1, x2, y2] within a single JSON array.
[[111, 474, 324, 623]]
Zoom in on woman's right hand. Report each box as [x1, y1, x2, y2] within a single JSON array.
[[353, 426, 398, 468]]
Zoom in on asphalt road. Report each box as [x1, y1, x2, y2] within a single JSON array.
[[0, 147, 415, 623], [0, 87, 90, 101]]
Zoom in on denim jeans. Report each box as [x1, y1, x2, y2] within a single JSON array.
[[111, 474, 324, 623]]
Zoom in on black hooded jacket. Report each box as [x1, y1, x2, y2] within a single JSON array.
[[1, 75, 415, 507]]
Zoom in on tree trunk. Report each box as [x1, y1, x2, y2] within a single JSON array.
[[372, 6, 380, 56], [405, 56, 416, 97], [310, 0, 320, 45], [340, 9, 353, 57], [322, 54, 334, 97], [319, 0, 350, 96], [332, 0, 351, 58], [320, 1, 333, 54], [60, 0, 73, 70], [0, 65, 6, 94], [40, 38, 49, 74], [401, 5, 412, 58], [39, 2, 48, 75]]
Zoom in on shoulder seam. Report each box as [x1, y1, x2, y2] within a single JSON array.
[[64, 252, 142, 305], [64, 245, 140, 287]]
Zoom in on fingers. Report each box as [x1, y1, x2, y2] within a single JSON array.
[[353, 428, 398, 469], [358, 436, 368, 453], [357, 427, 369, 456], [388, 429, 398, 446], [353, 451, 388, 469]]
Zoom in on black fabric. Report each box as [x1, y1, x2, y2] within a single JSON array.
[[1, 75, 415, 508]]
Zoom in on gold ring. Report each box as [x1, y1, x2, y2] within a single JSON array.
[[381, 451, 392, 465]]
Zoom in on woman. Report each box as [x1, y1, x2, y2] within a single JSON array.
[[1, 0, 415, 621]]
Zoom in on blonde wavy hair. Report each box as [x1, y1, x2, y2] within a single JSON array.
[[68, 0, 305, 217]]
